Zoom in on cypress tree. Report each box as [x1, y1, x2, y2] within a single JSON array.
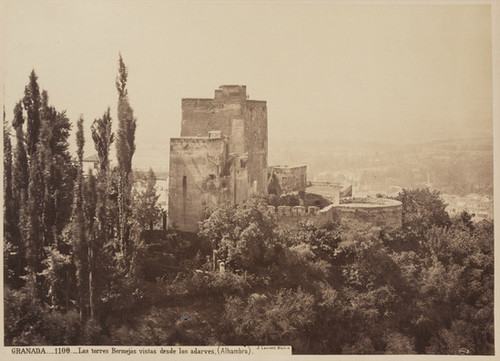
[[23, 70, 41, 158], [11, 101, 28, 285], [40, 91, 74, 241], [71, 116, 88, 321], [90, 108, 114, 318], [132, 168, 160, 232], [25, 139, 44, 297], [3, 107, 17, 285], [115, 54, 136, 261], [83, 170, 97, 318], [19, 71, 44, 297]]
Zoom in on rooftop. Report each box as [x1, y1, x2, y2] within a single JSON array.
[[83, 154, 99, 162]]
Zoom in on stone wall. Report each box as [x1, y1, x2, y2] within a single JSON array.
[[268, 165, 307, 196], [332, 198, 403, 229], [268, 205, 330, 228], [245, 100, 268, 194], [168, 137, 227, 232], [271, 198, 402, 229], [180, 86, 267, 195]]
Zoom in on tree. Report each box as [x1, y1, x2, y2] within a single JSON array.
[[90, 107, 114, 319], [23, 83, 75, 305], [23, 70, 41, 158], [396, 188, 451, 242], [39, 92, 74, 240], [4, 107, 18, 285], [70, 117, 88, 321], [199, 198, 278, 272], [24, 130, 45, 298], [83, 171, 97, 318], [115, 54, 137, 260], [92, 108, 114, 176], [132, 168, 160, 232], [415, 222, 494, 354], [10, 101, 28, 285], [223, 288, 315, 351]]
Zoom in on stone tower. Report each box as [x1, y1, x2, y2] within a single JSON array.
[[168, 85, 268, 232]]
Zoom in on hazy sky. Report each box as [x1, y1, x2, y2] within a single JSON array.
[[0, 1, 494, 170]]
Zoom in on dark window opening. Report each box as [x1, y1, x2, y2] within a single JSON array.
[[182, 176, 187, 197]]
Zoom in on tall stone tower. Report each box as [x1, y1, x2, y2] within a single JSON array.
[[168, 85, 268, 232]]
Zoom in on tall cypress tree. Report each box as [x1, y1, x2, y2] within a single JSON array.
[[83, 170, 97, 318], [38, 91, 55, 251], [19, 71, 45, 297], [3, 107, 17, 284], [90, 108, 114, 318], [38, 91, 75, 308], [25, 138, 44, 297], [115, 54, 136, 261], [71, 117, 88, 321], [38, 91, 74, 248], [23, 70, 41, 158], [11, 101, 28, 285], [3, 107, 13, 238], [7, 71, 75, 306]]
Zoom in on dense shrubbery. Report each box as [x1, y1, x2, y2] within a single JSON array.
[[5, 188, 494, 353], [188, 192, 493, 354]]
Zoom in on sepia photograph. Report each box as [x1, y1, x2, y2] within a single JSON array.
[[1, 0, 497, 357]]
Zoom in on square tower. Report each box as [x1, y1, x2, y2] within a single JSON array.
[[168, 85, 268, 232]]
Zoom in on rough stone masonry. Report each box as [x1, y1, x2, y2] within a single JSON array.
[[168, 85, 268, 232]]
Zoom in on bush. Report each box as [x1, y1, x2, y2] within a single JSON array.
[[40, 310, 80, 345]]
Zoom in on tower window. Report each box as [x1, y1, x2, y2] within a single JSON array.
[[182, 176, 187, 196]]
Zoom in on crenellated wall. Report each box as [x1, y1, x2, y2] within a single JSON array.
[[267, 205, 331, 228], [270, 198, 402, 229]]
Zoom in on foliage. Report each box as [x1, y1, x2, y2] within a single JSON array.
[[69, 116, 88, 320], [223, 288, 315, 351], [91, 108, 114, 174], [199, 198, 278, 273], [115, 54, 137, 259], [90, 107, 115, 320], [132, 168, 161, 231], [396, 188, 451, 240]]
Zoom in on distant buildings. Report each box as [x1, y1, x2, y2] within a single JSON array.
[[442, 193, 493, 222], [82, 154, 99, 177]]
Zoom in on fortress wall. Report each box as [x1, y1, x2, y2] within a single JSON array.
[[270, 165, 307, 194], [180, 87, 268, 196], [181, 98, 238, 145], [181, 86, 247, 150], [230, 155, 251, 205], [332, 200, 403, 229], [168, 86, 268, 232], [269, 205, 331, 228], [270, 199, 402, 229], [245, 100, 268, 194], [168, 137, 225, 232]]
